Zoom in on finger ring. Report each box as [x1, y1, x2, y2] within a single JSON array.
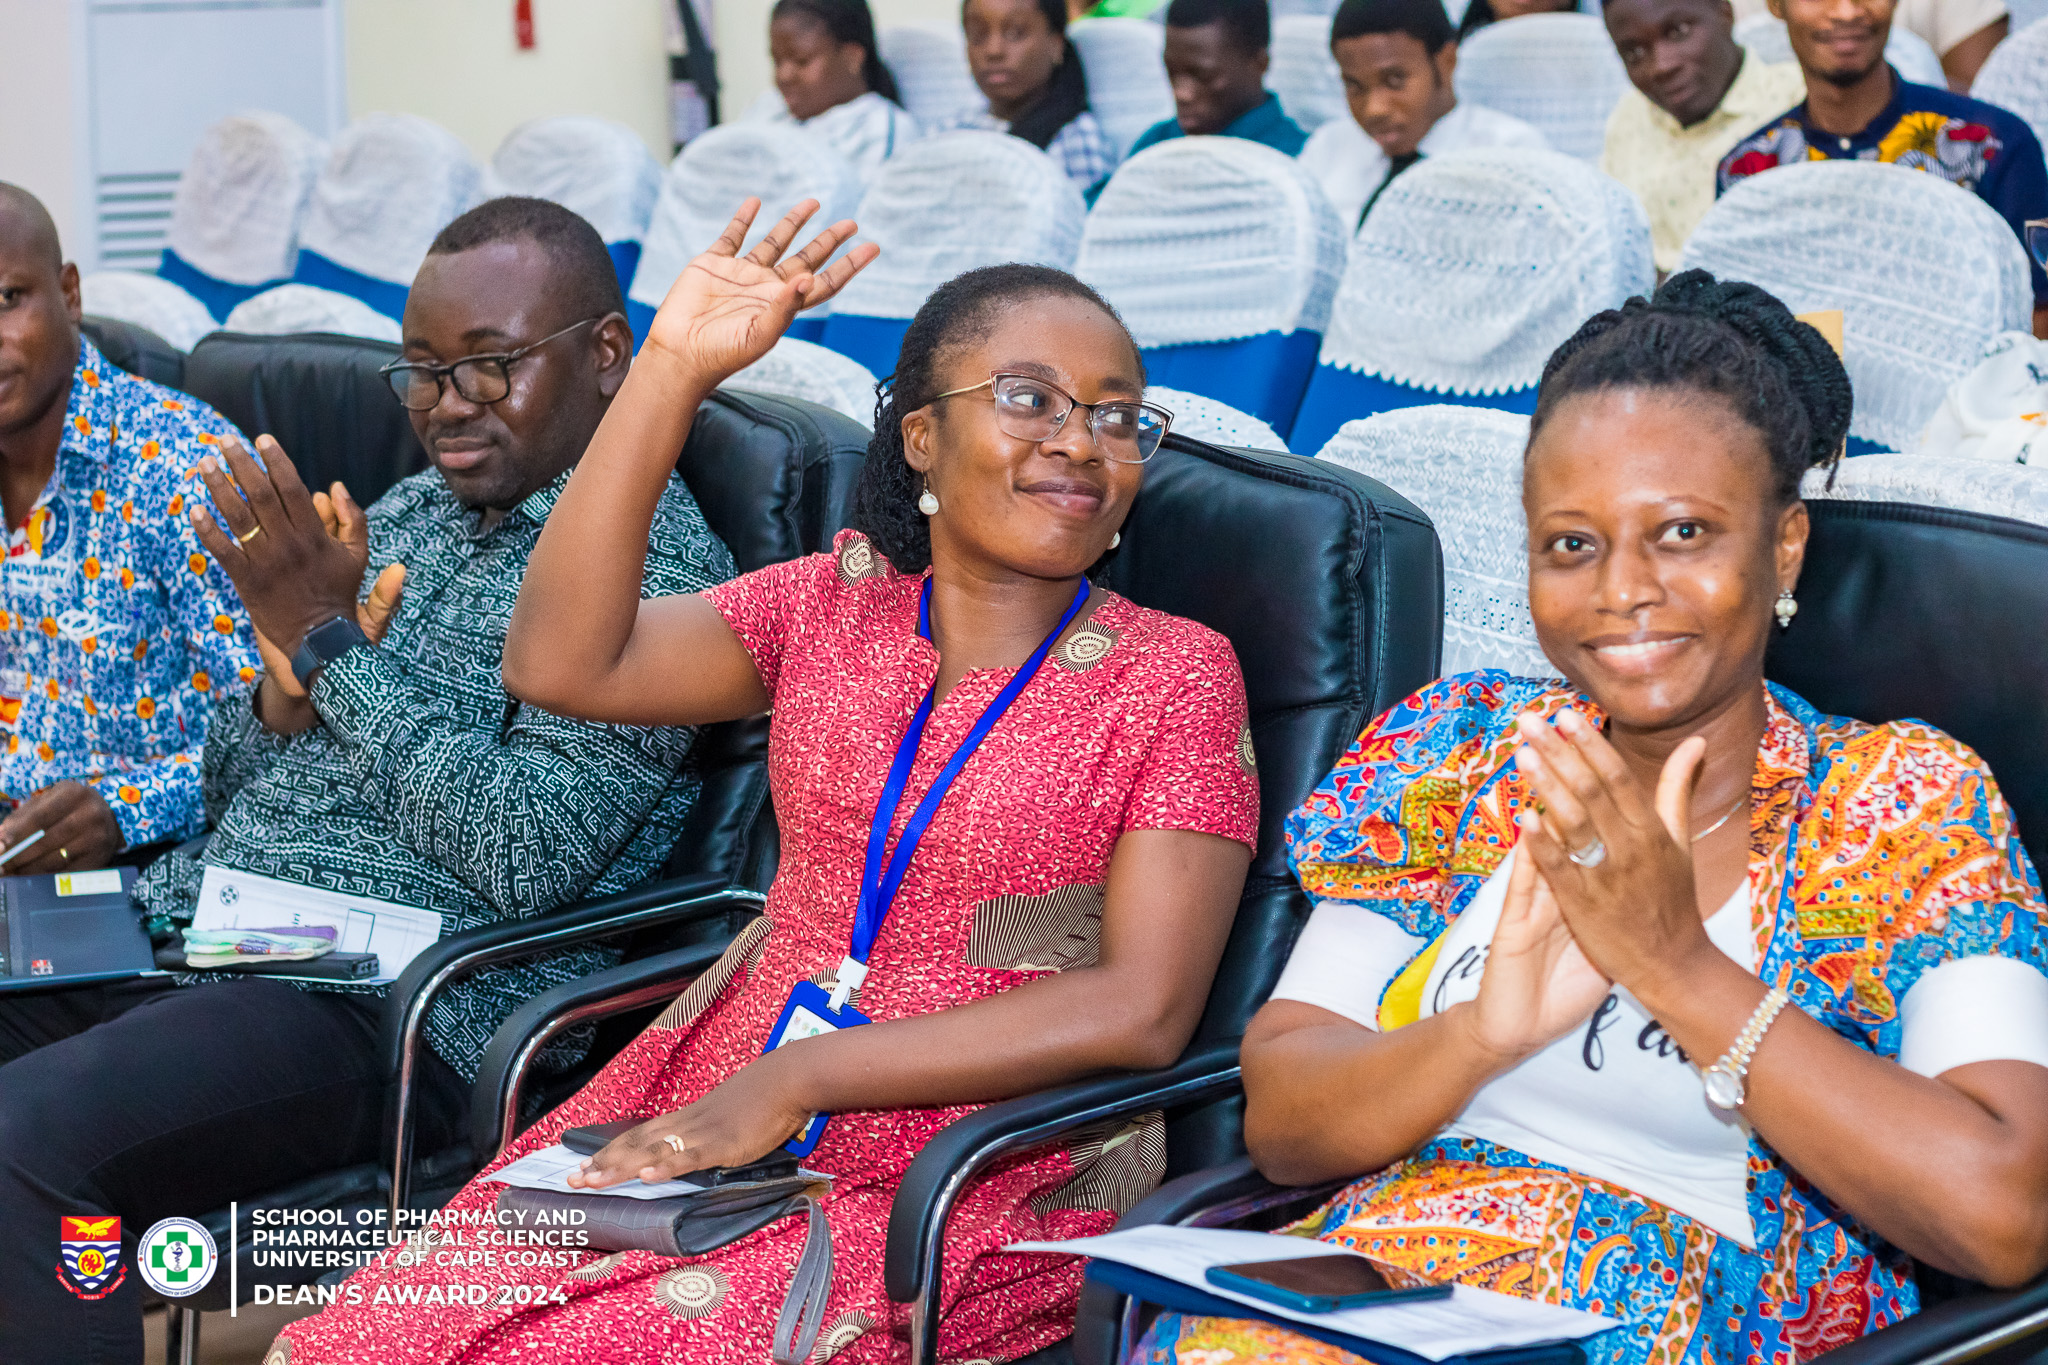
[[58, 847, 69, 863], [1566, 837, 1606, 868], [662, 1135, 686, 1154], [1532, 799, 1547, 816], [237, 525, 263, 545]]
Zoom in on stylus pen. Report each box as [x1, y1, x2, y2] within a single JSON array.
[[0, 829, 48, 867]]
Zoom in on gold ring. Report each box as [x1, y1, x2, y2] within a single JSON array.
[[662, 1135, 686, 1155], [236, 525, 263, 545], [58, 847, 68, 862], [1532, 799, 1546, 816]]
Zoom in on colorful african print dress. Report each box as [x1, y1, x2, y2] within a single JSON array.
[[273, 530, 1259, 1365], [1137, 672, 2046, 1365]]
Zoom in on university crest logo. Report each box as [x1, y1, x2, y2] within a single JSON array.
[[59, 1215, 124, 1299]]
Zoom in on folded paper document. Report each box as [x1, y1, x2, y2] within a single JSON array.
[[192, 868, 441, 984], [1008, 1227, 1615, 1363]]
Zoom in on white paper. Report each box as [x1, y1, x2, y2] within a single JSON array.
[[481, 1143, 834, 1202], [1006, 1227, 1616, 1361], [193, 867, 443, 984]]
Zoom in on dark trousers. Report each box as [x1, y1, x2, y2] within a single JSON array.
[[0, 978, 467, 1365]]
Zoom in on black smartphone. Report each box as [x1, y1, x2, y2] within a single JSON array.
[[557, 1121, 800, 1185], [1205, 1255, 1454, 1314]]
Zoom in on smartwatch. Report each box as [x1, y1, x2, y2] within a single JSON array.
[[290, 616, 370, 689]]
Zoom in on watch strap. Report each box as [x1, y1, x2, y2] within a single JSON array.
[[290, 616, 370, 689], [1703, 985, 1791, 1110]]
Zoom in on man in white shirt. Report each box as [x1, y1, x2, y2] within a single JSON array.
[[1298, 0, 1550, 232]]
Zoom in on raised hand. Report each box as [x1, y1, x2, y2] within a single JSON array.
[[642, 197, 879, 385], [1461, 846, 1613, 1065]]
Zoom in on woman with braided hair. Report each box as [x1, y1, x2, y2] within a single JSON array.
[[276, 203, 1256, 1365], [1132, 271, 2048, 1365]]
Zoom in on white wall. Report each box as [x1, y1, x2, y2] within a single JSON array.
[[0, 0, 87, 262]]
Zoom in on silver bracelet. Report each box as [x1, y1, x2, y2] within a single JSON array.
[[1702, 985, 1791, 1110]]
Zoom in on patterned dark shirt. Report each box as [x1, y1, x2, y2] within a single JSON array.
[[134, 466, 737, 1079], [0, 339, 260, 846], [1717, 68, 2048, 301]]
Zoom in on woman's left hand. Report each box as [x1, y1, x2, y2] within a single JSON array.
[[1511, 710, 1717, 996], [567, 1058, 815, 1189]]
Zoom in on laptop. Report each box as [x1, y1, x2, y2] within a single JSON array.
[[0, 867, 154, 992]]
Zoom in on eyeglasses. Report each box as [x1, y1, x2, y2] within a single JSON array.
[[932, 372, 1173, 464], [377, 317, 602, 411]]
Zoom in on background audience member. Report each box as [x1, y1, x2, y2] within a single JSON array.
[[1129, 0, 1309, 156], [1455, 0, 1578, 41], [947, 0, 1120, 192], [1603, 0, 1806, 274], [0, 184, 256, 873], [274, 203, 1257, 1365], [0, 197, 736, 1365], [1732, 0, 2009, 89], [1140, 272, 2048, 1365], [1718, 0, 2048, 330], [1300, 0, 1549, 230], [759, 0, 920, 175]]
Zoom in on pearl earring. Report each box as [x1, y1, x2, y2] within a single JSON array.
[[1774, 590, 1798, 629], [1108, 531, 1121, 549], [917, 483, 939, 516]]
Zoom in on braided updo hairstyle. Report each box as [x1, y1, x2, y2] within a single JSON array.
[[1530, 270, 1853, 504], [849, 263, 1142, 576]]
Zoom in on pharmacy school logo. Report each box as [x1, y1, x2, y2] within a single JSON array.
[[138, 1217, 217, 1298], [58, 1215, 125, 1298]]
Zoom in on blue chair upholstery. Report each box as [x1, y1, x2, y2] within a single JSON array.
[[1139, 332, 1323, 434], [1290, 368, 1538, 457], [157, 249, 280, 324], [818, 313, 913, 378], [290, 250, 412, 324]]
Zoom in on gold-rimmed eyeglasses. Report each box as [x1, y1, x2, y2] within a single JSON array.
[[377, 316, 603, 412], [932, 371, 1173, 464]]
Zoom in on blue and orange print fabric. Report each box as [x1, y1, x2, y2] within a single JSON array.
[[0, 340, 259, 847], [1137, 672, 2045, 1365]]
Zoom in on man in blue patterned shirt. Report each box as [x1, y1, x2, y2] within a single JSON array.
[[0, 198, 738, 1363], [0, 184, 257, 870]]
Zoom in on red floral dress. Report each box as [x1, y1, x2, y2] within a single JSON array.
[[274, 531, 1260, 1365]]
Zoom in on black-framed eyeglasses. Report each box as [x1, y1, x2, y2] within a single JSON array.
[[932, 372, 1173, 464], [377, 316, 602, 411]]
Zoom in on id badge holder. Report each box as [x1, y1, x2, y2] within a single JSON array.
[[764, 977, 870, 1158]]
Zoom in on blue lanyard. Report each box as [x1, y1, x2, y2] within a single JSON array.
[[841, 576, 1090, 990]]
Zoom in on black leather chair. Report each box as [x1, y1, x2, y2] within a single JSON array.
[[80, 315, 188, 389], [1071, 485, 2048, 1365], [178, 330, 426, 507], [156, 390, 868, 1361]]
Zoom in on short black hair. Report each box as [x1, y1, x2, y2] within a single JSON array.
[[426, 196, 625, 324], [850, 264, 1140, 576], [1166, 0, 1271, 52], [1331, 0, 1455, 53], [1530, 269, 1853, 505]]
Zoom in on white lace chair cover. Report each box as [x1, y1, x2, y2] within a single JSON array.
[[1803, 449, 2048, 525], [830, 132, 1086, 321], [629, 125, 865, 313], [877, 25, 983, 130], [1322, 148, 1654, 395], [1271, 0, 1341, 15], [297, 114, 481, 285], [1679, 159, 2032, 453], [79, 272, 218, 351], [724, 337, 879, 429], [1318, 407, 1555, 679], [1147, 386, 1289, 451], [1267, 14, 1348, 133], [1077, 139, 1344, 347], [1732, 15, 1947, 88], [223, 284, 404, 343], [484, 117, 661, 245], [167, 112, 323, 286], [1068, 17, 1175, 159], [1453, 13, 1629, 162], [1971, 19, 2048, 151]]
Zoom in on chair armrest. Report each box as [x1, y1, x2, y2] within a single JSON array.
[[468, 939, 736, 1161], [1809, 1275, 2048, 1365], [379, 874, 764, 1223], [884, 1039, 1244, 1365]]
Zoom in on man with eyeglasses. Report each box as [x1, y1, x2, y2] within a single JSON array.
[[0, 196, 737, 1364]]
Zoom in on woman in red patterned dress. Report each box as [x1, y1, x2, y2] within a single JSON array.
[[272, 202, 1259, 1364]]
